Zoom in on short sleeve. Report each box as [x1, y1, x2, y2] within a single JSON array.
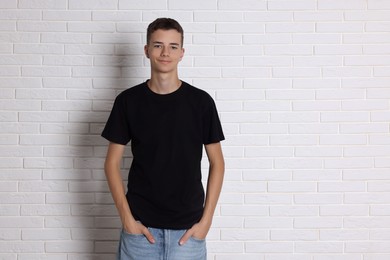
[[202, 95, 225, 145], [101, 94, 131, 145]]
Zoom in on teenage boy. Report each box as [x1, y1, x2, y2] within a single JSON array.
[[102, 18, 225, 260]]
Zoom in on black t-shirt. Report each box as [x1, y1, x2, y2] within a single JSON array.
[[101, 81, 224, 229]]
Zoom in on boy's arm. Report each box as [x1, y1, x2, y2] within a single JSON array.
[[179, 142, 225, 245], [104, 142, 155, 243]]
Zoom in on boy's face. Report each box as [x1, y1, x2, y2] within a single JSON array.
[[145, 29, 184, 74]]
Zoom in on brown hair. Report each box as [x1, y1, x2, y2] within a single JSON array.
[[146, 18, 184, 46]]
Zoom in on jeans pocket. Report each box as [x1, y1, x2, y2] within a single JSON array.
[[122, 228, 144, 237], [189, 236, 206, 243]]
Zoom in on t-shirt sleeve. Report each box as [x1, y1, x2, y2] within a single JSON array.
[[203, 95, 225, 145], [101, 94, 131, 145]]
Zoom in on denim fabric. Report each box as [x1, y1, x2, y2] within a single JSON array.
[[117, 228, 207, 260]]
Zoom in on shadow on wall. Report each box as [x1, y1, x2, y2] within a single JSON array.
[[70, 34, 144, 259]]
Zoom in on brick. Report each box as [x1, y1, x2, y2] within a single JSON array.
[[321, 112, 369, 123], [323, 67, 372, 77], [0, 182, 17, 192], [0, 158, 21, 168], [271, 230, 318, 241], [340, 123, 389, 134], [195, 11, 242, 22], [24, 157, 72, 169], [294, 11, 343, 21], [14, 44, 63, 54], [222, 68, 270, 78], [45, 241, 94, 253], [18, 0, 67, 9], [245, 147, 293, 157], [169, 0, 216, 10], [223, 181, 266, 193], [46, 193, 94, 204], [0, 112, 18, 122], [274, 67, 321, 78], [0, 146, 42, 157], [315, 45, 362, 54], [370, 228, 390, 239], [195, 57, 243, 67], [294, 194, 343, 204], [119, 0, 167, 9], [294, 79, 340, 89], [274, 158, 323, 169], [22, 229, 70, 240], [22, 66, 71, 77], [344, 33, 390, 44], [43, 10, 91, 21], [221, 229, 268, 241], [45, 217, 94, 228], [265, 45, 313, 55], [245, 11, 292, 22], [93, 11, 141, 21], [40, 123, 89, 134], [319, 0, 366, 9], [71, 205, 117, 216], [268, 181, 317, 193], [0, 228, 20, 239], [19, 112, 68, 122], [0, 43, 12, 53], [266, 23, 314, 33], [345, 193, 390, 204], [0, 242, 44, 253], [19, 181, 68, 192], [293, 56, 342, 67], [267, 255, 312, 260], [345, 56, 390, 66], [217, 23, 265, 34], [362, 255, 390, 260], [318, 181, 366, 192], [218, 0, 266, 10], [245, 194, 292, 204], [345, 10, 390, 21], [68, 22, 115, 33], [69, 0, 117, 10], [246, 241, 293, 253], [242, 169, 290, 182], [320, 205, 368, 216], [244, 100, 290, 111], [65, 44, 114, 55], [245, 56, 291, 67], [295, 242, 343, 253], [325, 158, 373, 169], [368, 0, 390, 9], [268, 0, 316, 10], [270, 205, 318, 216], [244, 34, 291, 44], [220, 112, 268, 123], [293, 101, 341, 111], [0, 217, 43, 228], [346, 242, 390, 253], [0, 0, 17, 8], [71, 228, 119, 240], [21, 205, 69, 216]]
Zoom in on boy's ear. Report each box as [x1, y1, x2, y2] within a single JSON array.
[[180, 48, 185, 60], [144, 45, 149, 58]]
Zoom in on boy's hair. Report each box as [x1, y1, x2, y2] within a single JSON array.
[[146, 18, 184, 47]]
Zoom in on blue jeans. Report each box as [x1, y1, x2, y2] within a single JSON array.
[[117, 228, 207, 260]]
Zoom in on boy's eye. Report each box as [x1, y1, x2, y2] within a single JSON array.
[[154, 44, 162, 48]]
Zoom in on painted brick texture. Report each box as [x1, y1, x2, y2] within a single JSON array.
[[1, 0, 390, 259]]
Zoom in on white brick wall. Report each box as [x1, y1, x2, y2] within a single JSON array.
[[1, 0, 390, 259]]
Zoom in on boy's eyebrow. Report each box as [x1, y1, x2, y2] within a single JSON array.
[[152, 41, 180, 46]]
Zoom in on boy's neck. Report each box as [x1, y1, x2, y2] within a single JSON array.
[[148, 74, 181, 94]]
